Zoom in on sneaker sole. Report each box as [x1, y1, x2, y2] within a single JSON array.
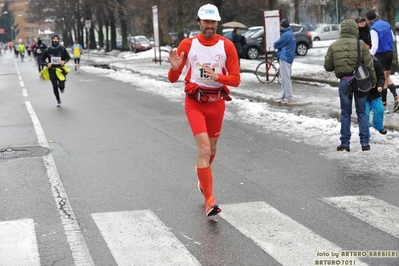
[[206, 205, 221, 217]]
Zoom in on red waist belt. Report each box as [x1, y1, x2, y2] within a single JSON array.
[[187, 88, 230, 103]]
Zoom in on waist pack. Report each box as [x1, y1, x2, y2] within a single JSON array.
[[186, 87, 232, 103]]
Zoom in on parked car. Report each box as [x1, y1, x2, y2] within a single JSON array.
[[310, 24, 340, 41], [236, 24, 312, 59], [189, 31, 201, 37], [223, 28, 248, 40], [130, 35, 153, 52]]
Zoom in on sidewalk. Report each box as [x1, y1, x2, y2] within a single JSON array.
[[83, 50, 399, 131]]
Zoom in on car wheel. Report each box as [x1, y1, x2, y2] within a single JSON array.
[[313, 37, 320, 41], [246, 47, 260, 59], [296, 43, 308, 56]]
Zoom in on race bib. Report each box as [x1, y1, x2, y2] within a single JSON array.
[[52, 56, 61, 65], [193, 62, 221, 82]]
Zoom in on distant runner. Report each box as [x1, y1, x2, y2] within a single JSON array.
[[71, 40, 83, 73]]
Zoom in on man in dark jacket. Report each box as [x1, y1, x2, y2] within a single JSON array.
[[324, 19, 376, 152], [41, 34, 71, 107], [355, 17, 371, 48], [231, 28, 246, 65], [274, 19, 296, 104]]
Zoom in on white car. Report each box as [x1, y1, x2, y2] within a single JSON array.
[[310, 24, 340, 41]]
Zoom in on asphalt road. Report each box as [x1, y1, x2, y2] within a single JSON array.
[[0, 52, 398, 266]]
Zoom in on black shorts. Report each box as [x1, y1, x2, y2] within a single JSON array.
[[375, 51, 393, 71], [74, 58, 81, 64]]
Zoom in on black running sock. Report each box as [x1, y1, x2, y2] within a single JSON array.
[[388, 84, 397, 98], [381, 88, 388, 103]]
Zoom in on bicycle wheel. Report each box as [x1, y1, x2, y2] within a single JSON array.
[[255, 61, 278, 84]]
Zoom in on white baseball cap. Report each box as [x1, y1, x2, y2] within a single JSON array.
[[197, 3, 221, 21]]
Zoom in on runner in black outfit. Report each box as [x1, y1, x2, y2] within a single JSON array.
[[41, 34, 71, 107], [34, 37, 47, 73]]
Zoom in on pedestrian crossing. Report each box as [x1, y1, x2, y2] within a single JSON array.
[[0, 218, 40, 266], [1, 196, 398, 265]]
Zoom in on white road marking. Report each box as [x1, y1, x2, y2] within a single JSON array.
[[0, 218, 40, 265], [25, 101, 94, 265], [92, 210, 201, 266], [220, 201, 368, 266], [323, 195, 399, 239]]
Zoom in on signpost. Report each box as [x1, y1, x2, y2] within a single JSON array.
[[263, 10, 281, 83]]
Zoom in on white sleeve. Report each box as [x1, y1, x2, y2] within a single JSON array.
[[391, 30, 396, 42], [369, 30, 379, 55]]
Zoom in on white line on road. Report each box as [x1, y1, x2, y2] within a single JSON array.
[[220, 201, 368, 266], [25, 101, 94, 266], [0, 218, 40, 265], [323, 195, 399, 239], [92, 210, 201, 266]]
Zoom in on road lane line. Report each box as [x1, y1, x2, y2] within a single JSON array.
[[25, 101, 94, 266], [92, 210, 201, 266], [323, 195, 399, 239], [220, 201, 368, 266], [0, 218, 40, 265]]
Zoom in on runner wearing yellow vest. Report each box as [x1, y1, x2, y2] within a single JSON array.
[[71, 40, 83, 73]]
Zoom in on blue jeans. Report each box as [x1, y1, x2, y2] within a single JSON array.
[[366, 97, 385, 132], [338, 79, 369, 147]]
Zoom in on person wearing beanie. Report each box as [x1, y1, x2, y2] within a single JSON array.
[[274, 19, 296, 104], [366, 9, 398, 113], [324, 19, 376, 152], [34, 37, 47, 73], [168, 3, 240, 217], [355, 17, 371, 48], [41, 34, 71, 107]]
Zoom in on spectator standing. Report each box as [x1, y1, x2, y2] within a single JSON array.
[[231, 28, 246, 65], [366, 9, 398, 113], [355, 17, 371, 48], [274, 19, 296, 104], [167, 3, 240, 217], [324, 19, 376, 152], [355, 17, 387, 135]]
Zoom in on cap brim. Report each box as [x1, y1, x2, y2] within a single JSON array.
[[198, 15, 221, 21]]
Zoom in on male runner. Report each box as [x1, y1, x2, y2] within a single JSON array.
[[167, 3, 240, 217]]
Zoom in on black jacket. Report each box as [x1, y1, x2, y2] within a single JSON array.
[[358, 25, 371, 48], [34, 41, 47, 57], [368, 56, 385, 100], [41, 45, 71, 68]]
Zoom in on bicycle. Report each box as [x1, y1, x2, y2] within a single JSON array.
[[255, 50, 280, 84]]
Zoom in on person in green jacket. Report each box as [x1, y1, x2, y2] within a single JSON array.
[[17, 42, 26, 62], [324, 19, 376, 152]]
